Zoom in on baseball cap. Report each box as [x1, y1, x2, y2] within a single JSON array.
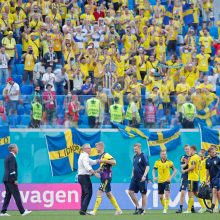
[[8, 31, 13, 35], [6, 77, 13, 83]]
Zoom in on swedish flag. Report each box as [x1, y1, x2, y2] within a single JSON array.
[[163, 4, 174, 25], [201, 127, 220, 153], [182, 3, 194, 25], [148, 126, 181, 155], [196, 107, 216, 127], [46, 128, 100, 176], [0, 126, 10, 159], [113, 123, 149, 139]]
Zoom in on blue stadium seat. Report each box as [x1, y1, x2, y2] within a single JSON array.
[[9, 115, 20, 128], [56, 96, 65, 106], [20, 115, 31, 127], [209, 26, 218, 39], [12, 64, 24, 75], [0, 116, 8, 126], [24, 104, 31, 115], [55, 64, 62, 70], [216, 86, 220, 97], [20, 85, 33, 95], [0, 85, 5, 95], [12, 74, 23, 85], [17, 105, 25, 115]]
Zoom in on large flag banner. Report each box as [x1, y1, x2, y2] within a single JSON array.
[[115, 124, 181, 155], [182, 3, 194, 25], [0, 126, 10, 159], [163, 4, 174, 25], [113, 123, 149, 139], [200, 127, 220, 153], [148, 126, 181, 155], [46, 128, 100, 176]]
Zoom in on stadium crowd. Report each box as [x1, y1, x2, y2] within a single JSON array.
[[0, 0, 220, 129]]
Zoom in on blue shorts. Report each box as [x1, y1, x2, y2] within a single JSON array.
[[158, 182, 170, 194], [129, 177, 148, 194], [210, 178, 220, 191], [180, 178, 188, 191], [188, 180, 199, 192], [99, 178, 111, 193]]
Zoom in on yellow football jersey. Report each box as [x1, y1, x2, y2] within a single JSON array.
[[188, 154, 201, 181]]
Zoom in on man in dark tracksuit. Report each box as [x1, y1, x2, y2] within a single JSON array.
[[0, 144, 32, 217]]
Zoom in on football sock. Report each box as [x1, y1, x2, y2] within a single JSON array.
[[164, 198, 169, 210], [93, 196, 102, 214], [109, 195, 121, 211], [198, 198, 206, 209], [160, 198, 165, 207], [187, 197, 194, 211]]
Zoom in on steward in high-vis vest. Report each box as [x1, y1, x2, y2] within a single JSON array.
[[181, 96, 196, 128], [86, 97, 101, 128], [30, 97, 42, 128], [125, 96, 140, 128], [109, 97, 124, 128]]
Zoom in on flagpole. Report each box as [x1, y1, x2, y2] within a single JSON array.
[[198, 124, 203, 150], [146, 136, 151, 157], [44, 134, 54, 177]]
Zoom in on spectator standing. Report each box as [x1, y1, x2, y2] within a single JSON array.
[[144, 98, 156, 128], [1, 31, 17, 74], [42, 67, 56, 91], [0, 46, 10, 85], [33, 58, 46, 89], [68, 95, 82, 128], [96, 86, 107, 126], [43, 45, 58, 70], [3, 77, 20, 115], [42, 84, 56, 126], [22, 46, 36, 84], [54, 67, 70, 95], [72, 65, 84, 95], [81, 76, 95, 95]]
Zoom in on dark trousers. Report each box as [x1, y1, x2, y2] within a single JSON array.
[[181, 118, 194, 128], [78, 175, 92, 212], [1, 182, 25, 214]]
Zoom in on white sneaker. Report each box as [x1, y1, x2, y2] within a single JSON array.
[[88, 211, 96, 216], [213, 209, 219, 213], [115, 210, 122, 215], [183, 210, 192, 214], [163, 209, 167, 214], [0, 213, 11, 217], [198, 208, 206, 213], [21, 210, 32, 216]]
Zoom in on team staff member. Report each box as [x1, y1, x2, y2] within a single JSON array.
[[89, 142, 122, 216], [128, 143, 149, 215], [152, 150, 177, 214], [206, 146, 220, 212], [0, 144, 32, 217], [77, 144, 99, 215], [183, 145, 207, 213], [176, 145, 195, 213]]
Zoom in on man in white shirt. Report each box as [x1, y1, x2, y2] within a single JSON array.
[[0, 46, 10, 85], [78, 144, 99, 215], [4, 77, 20, 114], [33, 58, 46, 89], [42, 67, 56, 91], [54, 67, 70, 95]]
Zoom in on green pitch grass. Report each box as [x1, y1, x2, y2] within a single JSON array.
[[5, 210, 219, 220]]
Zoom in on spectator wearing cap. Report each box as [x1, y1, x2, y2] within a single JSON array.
[[54, 67, 70, 95], [31, 85, 42, 104], [3, 77, 20, 115], [42, 67, 56, 91], [42, 84, 56, 126], [191, 85, 206, 112], [27, 32, 40, 60], [184, 28, 196, 50], [1, 32, 17, 74], [0, 46, 10, 85], [96, 86, 107, 126], [68, 95, 82, 128], [22, 45, 37, 84], [43, 44, 58, 70], [33, 58, 46, 89], [111, 81, 126, 107]]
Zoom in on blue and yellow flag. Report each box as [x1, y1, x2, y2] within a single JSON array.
[[113, 123, 149, 139], [163, 4, 174, 25], [183, 3, 194, 25], [0, 126, 10, 159], [148, 126, 181, 155], [196, 107, 217, 127], [201, 127, 220, 153], [46, 128, 100, 176]]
